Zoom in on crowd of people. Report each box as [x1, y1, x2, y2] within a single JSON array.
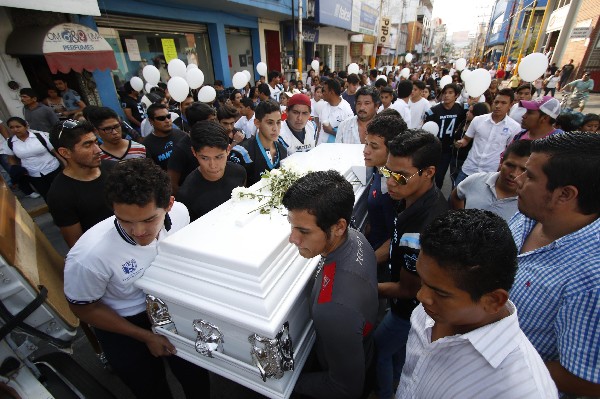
[[0, 58, 598, 399]]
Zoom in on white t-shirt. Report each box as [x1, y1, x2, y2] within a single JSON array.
[[408, 98, 431, 129], [64, 201, 190, 317], [311, 99, 324, 118], [508, 103, 527, 125], [389, 99, 412, 128], [234, 113, 257, 138], [1, 130, 60, 177], [269, 84, 282, 102], [317, 98, 354, 145], [279, 120, 317, 156]]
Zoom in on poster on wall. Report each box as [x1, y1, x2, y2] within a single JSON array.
[[317, 0, 353, 31], [161, 38, 178, 62], [125, 39, 142, 61]]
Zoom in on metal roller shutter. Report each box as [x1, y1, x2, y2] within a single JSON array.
[[95, 14, 207, 34]]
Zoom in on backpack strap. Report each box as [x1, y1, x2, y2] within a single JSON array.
[[33, 132, 55, 157]]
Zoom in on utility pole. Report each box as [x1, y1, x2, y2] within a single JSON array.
[[393, 0, 406, 66], [298, 0, 303, 82], [370, 0, 385, 69]]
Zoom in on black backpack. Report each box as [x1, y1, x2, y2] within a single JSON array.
[[7, 132, 55, 157]]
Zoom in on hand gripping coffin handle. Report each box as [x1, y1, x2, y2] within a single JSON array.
[[146, 295, 177, 334], [248, 322, 294, 382], [193, 320, 224, 358]]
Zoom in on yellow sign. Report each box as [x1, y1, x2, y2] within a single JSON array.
[[161, 38, 178, 63]]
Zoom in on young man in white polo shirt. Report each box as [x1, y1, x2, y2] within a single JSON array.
[[234, 97, 257, 139], [64, 158, 208, 398], [454, 88, 521, 186], [397, 209, 558, 399]]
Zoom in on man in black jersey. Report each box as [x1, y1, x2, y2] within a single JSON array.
[[283, 170, 378, 399], [143, 104, 186, 170], [423, 83, 468, 189], [177, 121, 246, 221]]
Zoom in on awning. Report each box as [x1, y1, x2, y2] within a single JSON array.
[[6, 23, 117, 74], [0, 0, 100, 16]]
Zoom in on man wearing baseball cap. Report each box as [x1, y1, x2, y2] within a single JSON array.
[[279, 93, 317, 156], [511, 96, 563, 142]]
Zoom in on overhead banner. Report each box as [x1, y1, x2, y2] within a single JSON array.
[[0, 0, 100, 16], [379, 16, 391, 48], [317, 0, 353, 31], [360, 3, 378, 33]]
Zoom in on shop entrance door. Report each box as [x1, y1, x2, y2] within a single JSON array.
[[265, 30, 281, 73]]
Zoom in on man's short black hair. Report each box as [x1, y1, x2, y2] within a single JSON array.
[[214, 80, 223, 87], [347, 73, 360, 85], [374, 78, 388, 89], [186, 102, 216, 127], [420, 209, 518, 301], [258, 83, 271, 96], [355, 85, 380, 104], [88, 107, 119, 127], [241, 97, 255, 110], [19, 88, 37, 98], [413, 80, 426, 90], [441, 83, 462, 96], [515, 84, 533, 94], [367, 114, 408, 148], [554, 113, 578, 132], [397, 80, 413, 98], [282, 170, 354, 238], [105, 158, 171, 209], [531, 132, 600, 214], [380, 86, 394, 95], [369, 69, 378, 78], [496, 88, 514, 102], [388, 129, 442, 172], [216, 104, 239, 121], [503, 138, 531, 160], [337, 71, 348, 80], [147, 103, 167, 119], [255, 99, 281, 121], [49, 120, 95, 151], [190, 120, 230, 152], [323, 78, 342, 96], [378, 108, 400, 118], [268, 71, 280, 83]]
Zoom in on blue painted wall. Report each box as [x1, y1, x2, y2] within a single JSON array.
[[486, 0, 546, 47]]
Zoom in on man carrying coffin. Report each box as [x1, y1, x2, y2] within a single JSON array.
[[283, 170, 379, 398]]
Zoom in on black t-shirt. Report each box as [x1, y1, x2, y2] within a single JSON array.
[[341, 91, 357, 115], [389, 185, 448, 319], [167, 135, 197, 184], [240, 136, 287, 186], [46, 161, 115, 232], [143, 129, 186, 170], [424, 102, 468, 153], [121, 96, 145, 123], [177, 163, 246, 221]]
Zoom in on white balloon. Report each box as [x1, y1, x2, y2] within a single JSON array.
[[186, 68, 205, 89], [461, 69, 472, 82], [456, 58, 467, 71], [518, 52, 549, 82], [256, 62, 268, 76], [422, 121, 439, 136], [186, 63, 198, 71], [400, 68, 411, 79], [232, 72, 249, 89], [167, 76, 190, 103], [311, 60, 320, 72], [198, 86, 217, 103], [405, 53, 413, 63], [464, 68, 491, 98], [243, 70, 252, 82], [439, 75, 453, 88], [142, 65, 161, 85], [168, 59, 187, 78], [130, 76, 144, 92], [348, 63, 359, 75], [145, 83, 155, 93]]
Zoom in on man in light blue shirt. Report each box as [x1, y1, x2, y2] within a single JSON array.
[[510, 132, 600, 397]]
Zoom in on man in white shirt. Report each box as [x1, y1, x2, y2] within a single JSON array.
[[268, 71, 282, 102], [396, 209, 558, 399], [454, 88, 521, 186], [317, 78, 354, 144], [64, 158, 208, 398], [279, 93, 317, 155], [234, 97, 257, 138], [336, 86, 380, 144], [408, 80, 430, 129], [508, 84, 533, 125], [390, 80, 412, 128]]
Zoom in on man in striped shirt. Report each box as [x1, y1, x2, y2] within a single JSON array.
[[397, 210, 558, 398], [89, 107, 146, 162], [511, 132, 600, 396]]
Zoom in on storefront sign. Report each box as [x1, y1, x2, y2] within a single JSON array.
[[546, 5, 570, 33], [317, 0, 353, 31], [303, 28, 319, 43], [571, 19, 592, 41], [161, 38, 178, 63], [360, 3, 378, 33], [125, 39, 141, 61], [1, 0, 100, 16], [379, 17, 391, 48]]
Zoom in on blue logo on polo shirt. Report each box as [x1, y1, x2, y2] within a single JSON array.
[[122, 259, 138, 274]]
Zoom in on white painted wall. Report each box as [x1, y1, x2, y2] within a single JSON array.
[[0, 8, 32, 118], [317, 27, 350, 70]]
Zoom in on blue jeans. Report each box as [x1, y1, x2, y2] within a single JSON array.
[[373, 311, 411, 399], [454, 169, 469, 187]]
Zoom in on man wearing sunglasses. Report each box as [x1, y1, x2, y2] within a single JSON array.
[[143, 103, 185, 170], [373, 130, 448, 399]]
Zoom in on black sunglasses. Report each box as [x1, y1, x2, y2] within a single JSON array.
[[152, 114, 172, 121]]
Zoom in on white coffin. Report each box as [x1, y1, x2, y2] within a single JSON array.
[[135, 144, 372, 399]]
